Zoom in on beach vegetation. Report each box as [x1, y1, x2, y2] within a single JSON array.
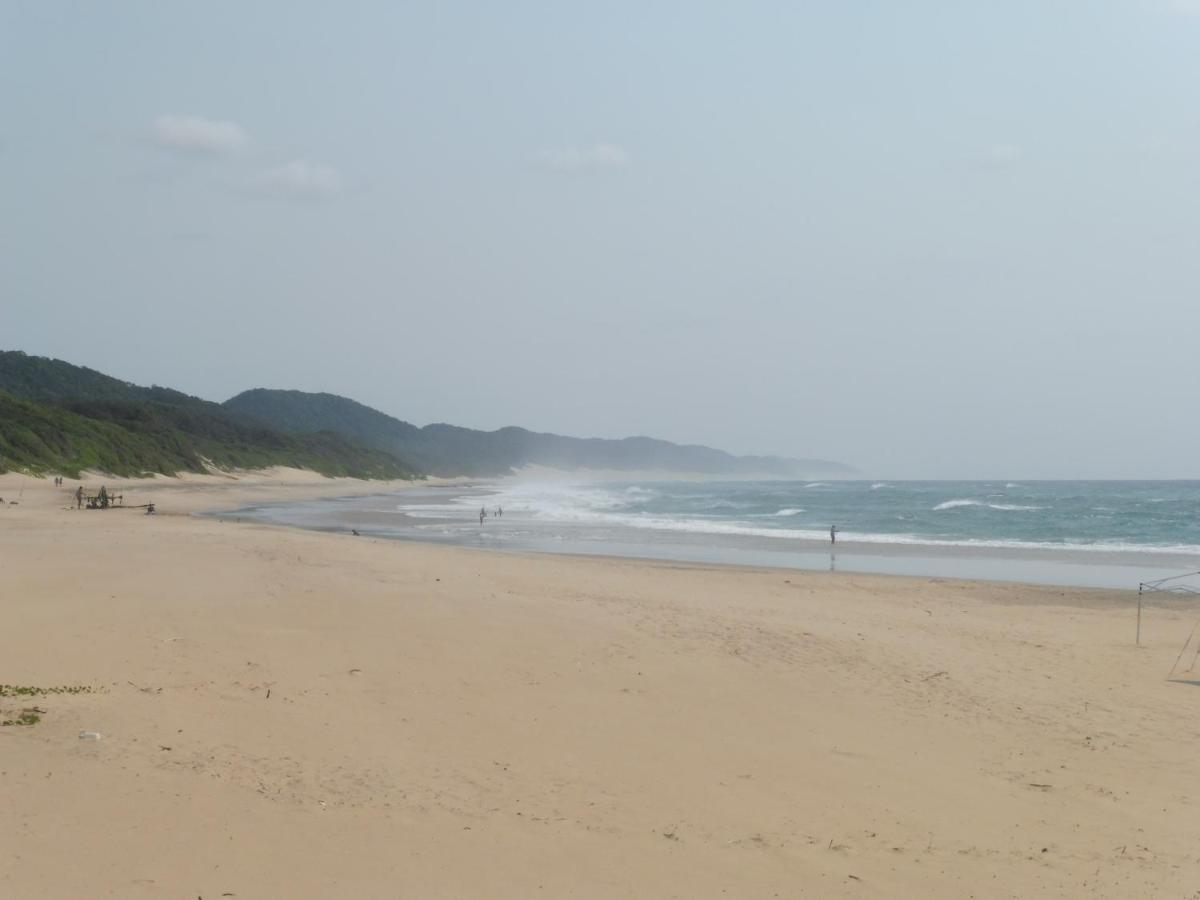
[[0, 684, 95, 696], [0, 685, 93, 727], [1, 711, 42, 727]]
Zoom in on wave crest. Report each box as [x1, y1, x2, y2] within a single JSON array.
[[934, 499, 980, 510], [934, 499, 1043, 512]]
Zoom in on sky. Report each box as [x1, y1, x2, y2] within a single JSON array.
[[3, 1, 1200, 479]]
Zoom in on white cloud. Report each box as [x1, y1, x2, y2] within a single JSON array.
[[255, 159, 343, 199], [152, 115, 247, 155], [980, 144, 1023, 169], [537, 143, 630, 172]]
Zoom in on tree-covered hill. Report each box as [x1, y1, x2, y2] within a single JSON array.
[[0, 352, 416, 479]]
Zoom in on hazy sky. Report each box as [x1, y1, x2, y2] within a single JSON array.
[[4, 1, 1200, 478]]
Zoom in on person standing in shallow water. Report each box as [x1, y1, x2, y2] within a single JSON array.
[[479, 507, 486, 526], [830, 525, 837, 545]]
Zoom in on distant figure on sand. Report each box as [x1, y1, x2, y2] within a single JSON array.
[[75, 486, 84, 510], [479, 507, 486, 526], [496, 506, 502, 518], [830, 525, 838, 545]]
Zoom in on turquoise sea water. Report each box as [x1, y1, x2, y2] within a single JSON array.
[[474, 479, 1200, 554], [220, 480, 1200, 589]]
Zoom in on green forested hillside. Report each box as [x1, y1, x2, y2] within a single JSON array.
[[0, 351, 184, 406], [0, 353, 417, 479], [0, 391, 190, 476]]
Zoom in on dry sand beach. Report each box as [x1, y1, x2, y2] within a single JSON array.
[[2, 471, 1199, 898]]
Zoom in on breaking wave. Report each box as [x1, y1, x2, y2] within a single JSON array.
[[933, 499, 1043, 512]]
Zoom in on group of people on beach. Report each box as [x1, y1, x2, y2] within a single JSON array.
[[479, 506, 502, 525], [71, 484, 108, 509]]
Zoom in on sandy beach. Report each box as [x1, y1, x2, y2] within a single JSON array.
[[2, 471, 1198, 898]]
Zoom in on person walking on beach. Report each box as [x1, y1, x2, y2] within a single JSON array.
[[496, 506, 502, 518], [830, 525, 837, 545], [479, 506, 486, 526], [75, 485, 84, 510]]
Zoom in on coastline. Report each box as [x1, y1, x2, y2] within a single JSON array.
[[2, 470, 1198, 897], [211, 482, 1200, 591]]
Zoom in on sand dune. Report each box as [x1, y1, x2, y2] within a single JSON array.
[[1, 471, 1198, 897]]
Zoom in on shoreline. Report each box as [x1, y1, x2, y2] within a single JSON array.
[[3, 469, 1199, 897], [205, 483, 1199, 592], [8, 468, 1187, 593], [4, 466, 1145, 602]]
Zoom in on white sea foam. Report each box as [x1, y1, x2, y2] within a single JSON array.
[[870, 483, 888, 490], [449, 482, 630, 517], [804, 482, 827, 488], [774, 508, 805, 516], [933, 499, 1043, 512], [934, 499, 980, 510], [496, 498, 1200, 555]]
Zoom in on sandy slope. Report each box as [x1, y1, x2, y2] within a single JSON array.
[[1, 471, 1198, 898]]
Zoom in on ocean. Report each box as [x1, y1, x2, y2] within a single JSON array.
[[217, 479, 1200, 590]]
